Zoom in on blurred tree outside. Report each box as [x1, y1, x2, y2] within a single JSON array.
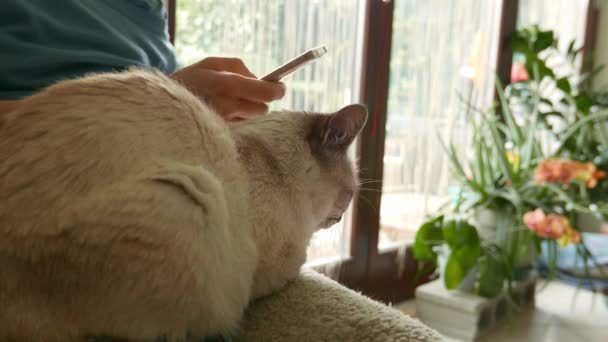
[[175, 0, 360, 113]]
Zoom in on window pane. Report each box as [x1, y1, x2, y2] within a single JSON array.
[[517, 0, 589, 50], [174, 0, 364, 263], [514, 0, 589, 101], [379, 0, 503, 249]]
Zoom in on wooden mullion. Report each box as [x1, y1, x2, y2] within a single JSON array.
[[495, 0, 519, 96], [167, 0, 177, 45], [340, 0, 394, 293], [582, 1, 600, 80], [364, 0, 522, 304]]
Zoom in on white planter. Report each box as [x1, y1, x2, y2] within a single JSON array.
[[416, 272, 537, 341], [470, 208, 498, 241]]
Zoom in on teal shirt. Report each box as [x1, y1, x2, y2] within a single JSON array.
[[0, 0, 179, 99]]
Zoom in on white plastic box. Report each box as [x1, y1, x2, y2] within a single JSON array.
[[415, 273, 537, 341]]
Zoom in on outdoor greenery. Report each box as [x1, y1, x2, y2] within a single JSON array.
[[174, 0, 359, 113], [174, 0, 362, 261]]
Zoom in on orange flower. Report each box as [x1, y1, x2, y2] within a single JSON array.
[[535, 159, 571, 186], [558, 227, 581, 247], [535, 159, 606, 188], [571, 162, 606, 188], [542, 214, 569, 239], [523, 209, 581, 246]]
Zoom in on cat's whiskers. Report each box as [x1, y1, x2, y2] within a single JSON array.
[[357, 187, 382, 193], [356, 179, 382, 186], [356, 193, 378, 213]]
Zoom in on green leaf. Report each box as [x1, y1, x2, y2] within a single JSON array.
[[511, 35, 530, 54], [539, 97, 553, 107], [442, 221, 482, 290], [444, 252, 465, 289], [533, 30, 554, 52], [478, 254, 506, 298], [486, 114, 517, 184], [437, 134, 485, 194], [457, 244, 482, 272], [525, 57, 555, 79], [442, 220, 480, 250], [413, 216, 444, 262], [533, 235, 542, 255], [495, 78, 524, 145], [540, 111, 564, 119], [555, 111, 608, 155], [444, 245, 481, 289], [574, 94, 593, 115], [556, 77, 572, 94], [579, 65, 605, 85], [566, 39, 576, 56], [471, 133, 488, 188]]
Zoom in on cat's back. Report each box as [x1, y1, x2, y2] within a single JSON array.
[[0, 69, 240, 224], [0, 71, 257, 339]]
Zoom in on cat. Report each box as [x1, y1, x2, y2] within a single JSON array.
[[0, 69, 367, 341]]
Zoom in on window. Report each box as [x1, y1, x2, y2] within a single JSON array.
[[517, 0, 589, 50], [170, 0, 598, 302], [378, 0, 503, 249], [174, 0, 365, 265], [514, 0, 590, 102]]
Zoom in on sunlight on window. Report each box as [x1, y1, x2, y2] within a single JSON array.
[[517, 0, 589, 51], [378, 0, 503, 249], [174, 0, 364, 263], [515, 0, 590, 104]]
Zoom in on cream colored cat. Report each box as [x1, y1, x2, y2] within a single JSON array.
[[0, 70, 367, 341]]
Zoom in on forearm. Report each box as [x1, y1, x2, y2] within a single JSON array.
[[0, 100, 21, 115]]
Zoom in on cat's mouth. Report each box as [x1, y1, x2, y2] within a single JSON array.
[[319, 216, 342, 229]]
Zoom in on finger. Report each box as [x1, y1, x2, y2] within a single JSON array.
[[200, 57, 257, 78], [215, 73, 286, 103], [210, 97, 269, 120], [234, 99, 269, 117], [223, 58, 257, 78]]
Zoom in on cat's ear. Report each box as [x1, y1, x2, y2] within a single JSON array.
[[313, 104, 368, 156]]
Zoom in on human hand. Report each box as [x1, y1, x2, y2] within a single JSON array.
[[171, 57, 286, 121]]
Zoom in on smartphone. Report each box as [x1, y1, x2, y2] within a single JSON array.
[[261, 45, 327, 82]]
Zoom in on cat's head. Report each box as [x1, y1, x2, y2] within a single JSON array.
[[233, 104, 367, 232], [232, 104, 366, 296]]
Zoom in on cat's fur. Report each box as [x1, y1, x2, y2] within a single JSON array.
[[0, 70, 367, 341]]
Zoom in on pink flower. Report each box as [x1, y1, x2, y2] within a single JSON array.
[[511, 63, 530, 83], [523, 209, 580, 246], [523, 208, 546, 232]]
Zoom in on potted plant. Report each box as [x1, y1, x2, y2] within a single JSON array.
[[413, 25, 608, 301]]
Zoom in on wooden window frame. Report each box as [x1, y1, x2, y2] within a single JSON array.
[[167, 0, 599, 303], [168, 0, 176, 45], [345, 0, 523, 303]]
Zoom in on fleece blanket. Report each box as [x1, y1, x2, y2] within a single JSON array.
[[234, 269, 442, 342], [89, 269, 441, 341]]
